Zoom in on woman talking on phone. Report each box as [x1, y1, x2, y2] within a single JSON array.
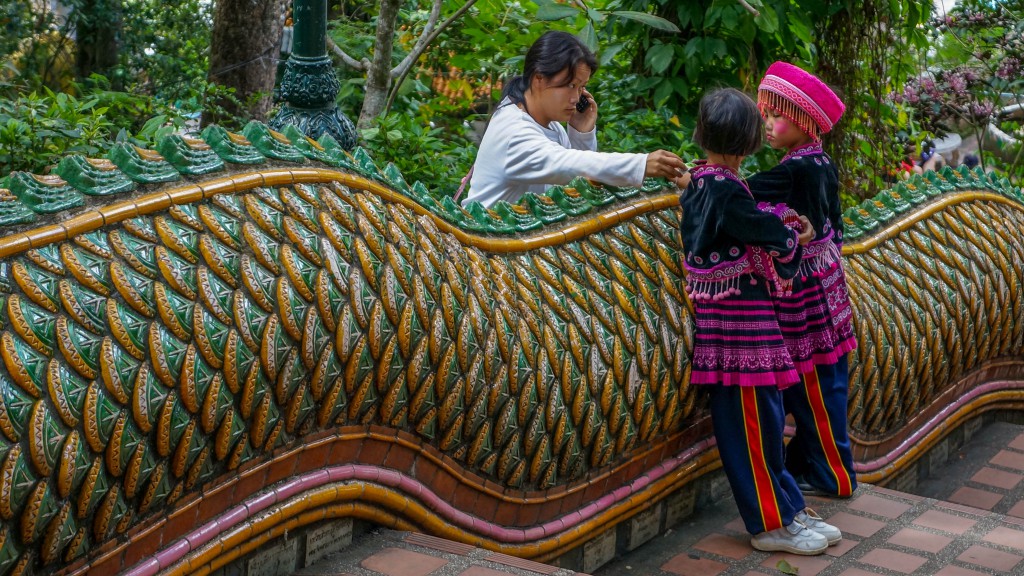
[[461, 31, 687, 208]]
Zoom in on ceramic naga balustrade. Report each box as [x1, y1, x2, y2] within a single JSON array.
[[0, 120, 1021, 575]]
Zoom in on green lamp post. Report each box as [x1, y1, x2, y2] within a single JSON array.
[[270, 0, 357, 149]]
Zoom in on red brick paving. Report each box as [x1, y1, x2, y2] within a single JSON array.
[[826, 511, 887, 538], [825, 538, 859, 557], [692, 533, 753, 560], [859, 548, 929, 573], [848, 493, 912, 518], [759, 552, 833, 575], [957, 544, 1024, 572], [1009, 500, 1024, 518], [295, 479, 1024, 576], [887, 526, 954, 553], [360, 548, 449, 576], [723, 516, 746, 532], [484, 552, 561, 575], [991, 449, 1024, 471], [933, 566, 991, 576], [460, 568, 522, 576], [913, 509, 979, 534], [404, 532, 475, 555], [660, 554, 729, 575], [948, 486, 1004, 509], [970, 466, 1022, 489], [982, 525, 1024, 551], [1008, 433, 1024, 452]]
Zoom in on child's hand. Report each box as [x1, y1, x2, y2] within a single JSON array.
[[673, 167, 692, 189], [797, 216, 815, 245]]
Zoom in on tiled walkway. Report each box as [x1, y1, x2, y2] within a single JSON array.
[[293, 531, 583, 576], [295, 424, 1024, 576], [628, 484, 1024, 575]]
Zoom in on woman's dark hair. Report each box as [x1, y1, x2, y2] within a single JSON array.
[[693, 88, 763, 156], [500, 31, 598, 106]]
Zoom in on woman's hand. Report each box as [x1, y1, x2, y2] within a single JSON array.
[[645, 150, 687, 180], [569, 89, 597, 133]]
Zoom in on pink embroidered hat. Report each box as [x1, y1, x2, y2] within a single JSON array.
[[758, 61, 845, 140]]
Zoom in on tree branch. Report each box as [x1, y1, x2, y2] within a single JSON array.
[[736, 0, 760, 17], [327, 37, 369, 70], [382, 0, 481, 116], [390, 0, 444, 80], [389, 0, 481, 81], [359, 0, 402, 127]]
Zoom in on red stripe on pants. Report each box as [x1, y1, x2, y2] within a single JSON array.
[[804, 368, 854, 497], [741, 387, 783, 530]]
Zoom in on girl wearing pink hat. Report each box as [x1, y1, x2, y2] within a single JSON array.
[[747, 61, 859, 502]]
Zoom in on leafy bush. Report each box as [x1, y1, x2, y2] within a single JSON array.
[[891, 1, 1024, 181], [358, 112, 477, 196], [118, 0, 213, 105], [0, 89, 115, 175], [594, 75, 696, 158], [0, 78, 188, 176]]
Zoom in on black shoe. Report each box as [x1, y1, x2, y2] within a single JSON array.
[[796, 476, 834, 498]]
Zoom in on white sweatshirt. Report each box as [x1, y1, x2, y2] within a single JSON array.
[[462, 98, 649, 208]]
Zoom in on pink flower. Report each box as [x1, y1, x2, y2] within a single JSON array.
[[996, 57, 1021, 80], [895, 84, 920, 104], [968, 102, 994, 120], [945, 72, 967, 96]]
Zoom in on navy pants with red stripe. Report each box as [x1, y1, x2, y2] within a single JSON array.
[[784, 354, 858, 497], [709, 385, 805, 535]]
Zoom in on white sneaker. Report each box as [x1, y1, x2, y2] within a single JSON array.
[[750, 520, 829, 555], [796, 508, 842, 545]]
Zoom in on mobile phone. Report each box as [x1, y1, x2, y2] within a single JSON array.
[[575, 95, 590, 113]]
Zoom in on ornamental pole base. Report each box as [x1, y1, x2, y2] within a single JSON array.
[[270, 104, 358, 150]]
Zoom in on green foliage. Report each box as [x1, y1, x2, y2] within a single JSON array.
[[423, 0, 549, 106], [592, 74, 697, 159], [2, 0, 211, 111], [118, 0, 213, 105], [338, 1, 553, 193], [0, 89, 115, 176], [0, 0, 245, 175], [521, 0, 930, 203], [776, 559, 799, 576], [892, 0, 1024, 181], [203, 82, 269, 131], [0, 78, 188, 176], [0, 2, 35, 62], [5, 0, 1002, 208], [350, 0, 825, 198], [358, 112, 477, 195], [815, 0, 934, 202], [0, 2, 74, 94], [331, 0, 551, 118], [590, 0, 797, 108]]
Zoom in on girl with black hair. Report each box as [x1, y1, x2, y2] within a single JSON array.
[[679, 88, 833, 556], [462, 31, 686, 208]]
